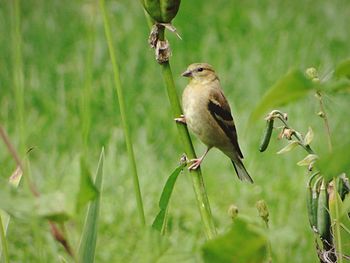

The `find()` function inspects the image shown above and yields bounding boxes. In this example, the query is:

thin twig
[316,92,332,152]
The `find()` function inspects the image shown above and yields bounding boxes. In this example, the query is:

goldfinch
[176,63,253,183]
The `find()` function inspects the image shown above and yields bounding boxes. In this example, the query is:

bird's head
[181,63,217,82]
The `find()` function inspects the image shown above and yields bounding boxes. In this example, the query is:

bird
[175,62,253,183]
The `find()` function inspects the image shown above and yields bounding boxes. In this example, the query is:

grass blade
[77,159,99,212]
[152,163,185,233]
[78,148,105,263]
[99,0,146,226]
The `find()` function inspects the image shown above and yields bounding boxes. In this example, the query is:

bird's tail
[231,159,253,183]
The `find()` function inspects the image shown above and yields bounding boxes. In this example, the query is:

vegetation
[0,0,349,262]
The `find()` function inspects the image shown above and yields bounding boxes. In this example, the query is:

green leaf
[341,195,350,217]
[249,69,315,123]
[152,163,185,232]
[36,192,72,222]
[297,154,318,167]
[76,158,99,212]
[304,127,314,146]
[317,142,350,181]
[78,148,105,263]
[326,79,350,93]
[328,185,350,262]
[152,209,167,233]
[335,59,350,79]
[277,141,299,154]
[0,182,35,219]
[202,217,268,263]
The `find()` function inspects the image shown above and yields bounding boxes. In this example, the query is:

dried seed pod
[317,179,331,240]
[259,118,274,152]
[141,0,181,23]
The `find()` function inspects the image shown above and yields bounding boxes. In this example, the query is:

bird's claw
[188,158,202,170]
[174,114,186,124]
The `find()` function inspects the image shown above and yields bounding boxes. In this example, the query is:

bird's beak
[181,70,192,77]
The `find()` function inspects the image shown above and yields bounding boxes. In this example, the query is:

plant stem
[99,0,146,226]
[156,26,217,239]
[316,92,332,152]
[276,116,315,154]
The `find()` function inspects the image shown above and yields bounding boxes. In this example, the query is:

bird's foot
[188,158,203,170]
[174,115,186,125]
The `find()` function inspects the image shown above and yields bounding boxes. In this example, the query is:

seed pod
[336,176,345,200]
[259,118,274,152]
[337,174,349,200]
[317,179,331,240]
[306,173,319,229]
[141,0,181,23]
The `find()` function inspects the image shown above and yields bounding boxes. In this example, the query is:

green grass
[1,0,350,262]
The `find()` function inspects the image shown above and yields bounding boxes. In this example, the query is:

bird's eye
[197,68,204,72]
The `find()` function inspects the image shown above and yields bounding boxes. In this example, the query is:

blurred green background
[1,0,349,262]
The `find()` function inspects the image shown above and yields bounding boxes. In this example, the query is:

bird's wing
[207,90,244,158]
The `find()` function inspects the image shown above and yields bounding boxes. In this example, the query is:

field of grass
[1,0,350,262]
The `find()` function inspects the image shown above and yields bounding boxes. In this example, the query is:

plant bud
[256,200,269,223]
[141,0,181,23]
[305,67,318,79]
[227,204,239,220]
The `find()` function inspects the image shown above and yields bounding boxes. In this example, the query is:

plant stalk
[99,0,146,226]
[316,92,332,152]
[156,26,217,239]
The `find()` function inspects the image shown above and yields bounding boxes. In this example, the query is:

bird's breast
[182,86,228,148]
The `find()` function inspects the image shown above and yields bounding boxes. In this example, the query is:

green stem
[157,26,217,239]
[316,91,332,152]
[0,215,9,263]
[99,0,146,226]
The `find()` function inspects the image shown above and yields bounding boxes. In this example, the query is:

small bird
[176,63,253,183]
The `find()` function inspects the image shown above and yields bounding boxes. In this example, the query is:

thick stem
[100,0,146,226]
[157,26,217,239]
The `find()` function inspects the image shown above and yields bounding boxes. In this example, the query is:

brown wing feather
[207,90,244,159]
